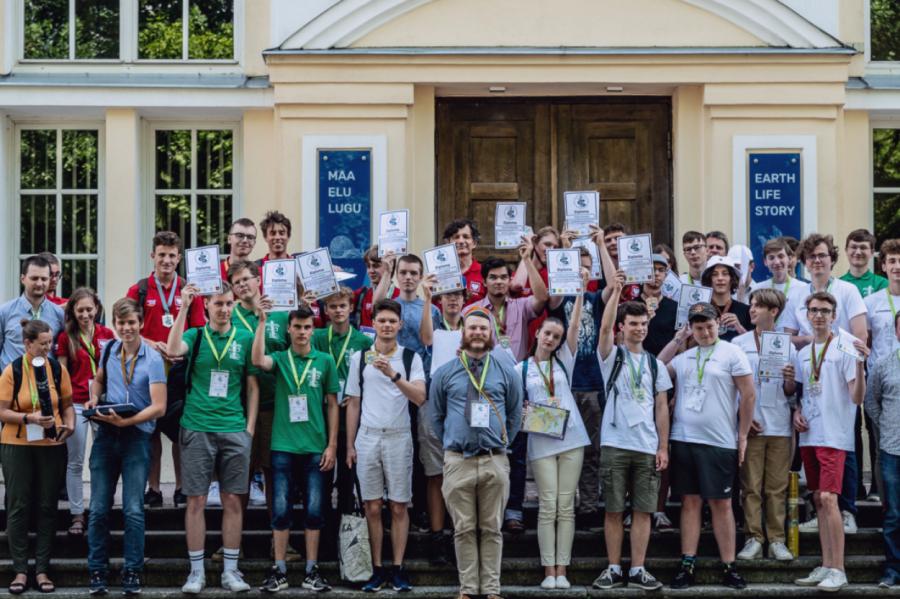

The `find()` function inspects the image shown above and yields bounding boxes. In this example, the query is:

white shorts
[355,426,413,503]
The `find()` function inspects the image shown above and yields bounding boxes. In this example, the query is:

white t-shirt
[345,344,426,430]
[679,272,701,286]
[865,288,900,368]
[599,345,673,455]
[670,340,753,450]
[792,338,858,451]
[731,331,795,438]
[781,278,867,336]
[516,344,591,462]
[750,277,809,333]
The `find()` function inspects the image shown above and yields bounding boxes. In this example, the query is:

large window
[17,127,101,294]
[871,0,900,62]
[874,128,900,245]
[21,0,234,62]
[153,128,234,251]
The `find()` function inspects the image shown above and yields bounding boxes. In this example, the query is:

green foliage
[189,3,234,60]
[874,129,900,244]
[139,0,183,60]
[20,130,56,189]
[75,1,119,59]
[871,0,900,62]
[23,0,68,59]
[139,0,233,60]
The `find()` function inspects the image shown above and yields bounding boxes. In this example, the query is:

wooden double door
[436,98,673,261]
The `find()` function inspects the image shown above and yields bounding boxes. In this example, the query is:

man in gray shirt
[429,306,523,599]
[864,311,900,589]
[0,256,65,370]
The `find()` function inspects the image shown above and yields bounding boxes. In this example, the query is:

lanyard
[442,316,462,331]
[327,326,353,370]
[154,276,178,315]
[460,353,491,399]
[202,325,237,368]
[80,329,97,375]
[234,305,255,333]
[809,334,834,384]
[771,276,793,297]
[809,278,834,295]
[120,345,138,387]
[287,351,315,394]
[696,341,718,385]
[21,358,40,411]
[491,302,506,337]
[533,357,555,397]
[889,293,898,320]
[626,351,646,396]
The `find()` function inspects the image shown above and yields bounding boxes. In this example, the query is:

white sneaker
[795,566,829,586]
[653,512,674,530]
[540,576,557,589]
[555,575,571,589]
[768,541,794,561]
[207,481,222,507]
[249,480,266,506]
[798,515,819,532]
[737,538,763,560]
[842,510,858,534]
[181,571,206,594]
[221,569,251,593]
[623,513,632,528]
[817,568,848,592]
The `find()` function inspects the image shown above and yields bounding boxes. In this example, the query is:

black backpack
[520,354,571,400]
[603,346,658,427]
[135,276,193,323]
[11,355,62,438]
[356,347,416,402]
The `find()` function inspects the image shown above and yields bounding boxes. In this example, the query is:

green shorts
[599,446,660,514]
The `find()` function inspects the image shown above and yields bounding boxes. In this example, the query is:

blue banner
[748,152,801,282]
[318,149,372,286]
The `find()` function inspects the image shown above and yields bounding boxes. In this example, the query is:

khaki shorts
[250,410,274,470]
[355,426,413,503]
[599,446,660,514]
[180,428,252,497]
[417,410,444,477]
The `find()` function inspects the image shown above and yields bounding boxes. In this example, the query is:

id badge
[162,313,175,328]
[498,336,511,349]
[808,382,822,397]
[621,398,646,428]
[802,396,820,420]
[209,370,230,398]
[25,422,44,443]
[685,386,705,412]
[289,395,309,423]
[760,382,780,408]
[469,402,490,428]
[364,351,377,365]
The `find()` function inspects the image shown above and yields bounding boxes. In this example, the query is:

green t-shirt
[180,324,259,433]
[311,326,374,387]
[840,270,888,298]
[270,348,340,455]
[232,304,290,411]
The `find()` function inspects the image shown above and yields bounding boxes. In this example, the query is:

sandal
[8,575,27,595]
[36,575,55,594]
[68,515,85,536]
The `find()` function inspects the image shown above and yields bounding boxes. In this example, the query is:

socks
[188,550,205,576]
[681,554,696,569]
[629,566,645,577]
[608,564,622,575]
[275,560,287,574]
[222,547,240,573]
[306,560,317,575]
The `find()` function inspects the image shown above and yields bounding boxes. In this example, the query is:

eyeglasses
[808,253,831,263]
[808,308,833,315]
[230,232,257,242]
[683,244,706,254]
[49,271,60,279]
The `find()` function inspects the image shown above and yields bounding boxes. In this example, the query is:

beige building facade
[1,0,898,304]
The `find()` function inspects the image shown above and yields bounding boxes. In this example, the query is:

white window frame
[14,0,242,66]
[144,120,242,254]
[13,122,106,297]
[865,0,900,74]
[871,121,900,240]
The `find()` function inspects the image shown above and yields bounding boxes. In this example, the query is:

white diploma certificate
[378,209,409,257]
[547,248,583,296]
[424,244,465,295]
[570,237,602,280]
[262,259,298,311]
[296,248,340,300]
[661,269,682,300]
[563,191,600,236]
[675,284,713,329]
[617,234,654,284]
[185,245,222,296]
[495,202,528,249]
[759,331,792,379]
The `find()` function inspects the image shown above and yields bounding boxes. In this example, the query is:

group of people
[0,209,897,598]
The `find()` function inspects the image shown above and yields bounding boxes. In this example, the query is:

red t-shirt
[462,259,486,305]
[126,273,207,343]
[46,294,67,306]
[55,325,116,403]
[353,286,401,328]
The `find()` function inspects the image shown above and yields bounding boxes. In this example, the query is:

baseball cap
[687,302,719,323]
[651,253,669,266]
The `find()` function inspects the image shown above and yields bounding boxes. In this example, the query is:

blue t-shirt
[550,291,605,392]
[396,297,440,374]
[102,340,168,434]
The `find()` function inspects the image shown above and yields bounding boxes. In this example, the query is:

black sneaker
[411,510,430,533]
[722,563,746,589]
[592,568,625,589]
[428,532,449,566]
[392,566,412,592]
[173,488,187,507]
[121,570,142,596]
[628,568,663,591]
[302,565,331,592]
[362,567,388,592]
[143,488,163,508]
[89,571,108,596]
[671,560,696,589]
[260,565,288,593]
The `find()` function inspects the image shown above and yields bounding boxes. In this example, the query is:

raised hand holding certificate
[836,327,865,362]
[570,237,602,280]
[185,245,222,296]
[563,191,599,236]
[378,210,409,257]
[617,234,654,284]
[262,259,297,311]
[495,202,527,249]
[759,331,791,379]
[547,248,583,296]
[424,244,465,295]
[661,269,682,300]
[675,284,713,329]
[296,248,340,300]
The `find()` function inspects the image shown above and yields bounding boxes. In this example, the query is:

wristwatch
[391,372,402,383]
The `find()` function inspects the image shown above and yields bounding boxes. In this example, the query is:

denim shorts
[270,450,326,531]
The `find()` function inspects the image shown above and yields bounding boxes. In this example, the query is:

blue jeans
[881,450,900,577]
[504,432,527,522]
[271,450,325,531]
[838,450,858,515]
[87,425,151,573]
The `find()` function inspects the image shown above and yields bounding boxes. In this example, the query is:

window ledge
[12,61,243,78]
[0,71,269,89]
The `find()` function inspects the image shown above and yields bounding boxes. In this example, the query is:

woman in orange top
[0,319,74,594]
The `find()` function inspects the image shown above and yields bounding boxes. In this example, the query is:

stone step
[26,584,900,598]
[7,528,885,560]
[8,556,886,587]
